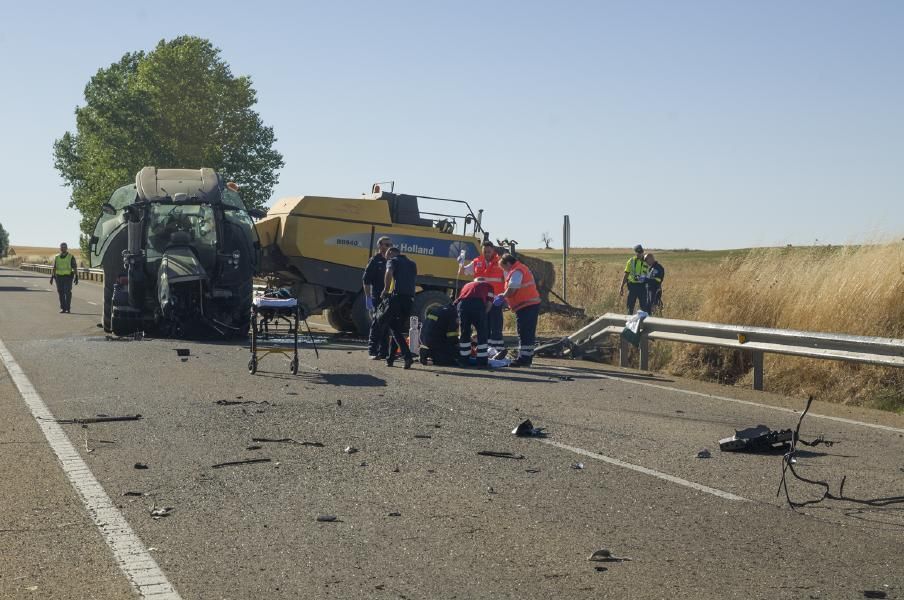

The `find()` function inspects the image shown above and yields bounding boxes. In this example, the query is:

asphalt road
[1,266,902,600]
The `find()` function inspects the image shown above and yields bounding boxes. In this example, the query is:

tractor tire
[326,294,371,336]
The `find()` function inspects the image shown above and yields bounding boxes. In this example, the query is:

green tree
[0,222,8,257]
[53,36,284,247]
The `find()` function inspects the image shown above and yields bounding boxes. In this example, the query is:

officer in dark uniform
[641,253,665,315]
[455,280,494,367]
[381,247,417,369]
[363,236,393,358]
[418,303,459,366]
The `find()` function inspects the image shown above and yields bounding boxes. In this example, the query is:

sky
[1,0,902,250]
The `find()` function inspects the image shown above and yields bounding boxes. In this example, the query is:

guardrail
[19,263,105,282]
[555,312,904,391]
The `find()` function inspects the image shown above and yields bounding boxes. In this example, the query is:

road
[1,266,902,600]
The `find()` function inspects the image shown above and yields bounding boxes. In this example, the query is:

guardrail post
[752,351,764,391]
[619,336,630,368]
[639,334,649,371]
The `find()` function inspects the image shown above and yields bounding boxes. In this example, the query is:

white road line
[541,440,748,501]
[87,301,98,306]
[0,338,182,600]
[543,364,904,435]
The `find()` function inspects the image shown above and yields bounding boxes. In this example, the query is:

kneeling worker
[498,254,541,367]
[455,280,495,367]
[418,303,460,366]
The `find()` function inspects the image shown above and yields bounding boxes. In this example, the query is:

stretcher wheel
[248,356,257,374]
[290,357,299,375]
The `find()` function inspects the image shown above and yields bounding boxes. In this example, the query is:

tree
[53,36,284,249]
[0,222,8,257]
[541,231,553,250]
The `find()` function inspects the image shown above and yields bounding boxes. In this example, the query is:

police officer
[619,244,648,314]
[641,253,665,315]
[418,303,459,366]
[498,254,541,367]
[363,236,393,359]
[460,241,507,358]
[381,247,417,369]
[454,280,495,367]
[50,242,78,313]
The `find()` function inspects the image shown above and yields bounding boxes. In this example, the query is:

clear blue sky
[2,1,902,250]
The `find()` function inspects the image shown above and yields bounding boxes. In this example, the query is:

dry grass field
[3,245,83,266]
[524,242,904,412]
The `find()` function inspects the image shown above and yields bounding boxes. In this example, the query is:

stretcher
[249,296,300,374]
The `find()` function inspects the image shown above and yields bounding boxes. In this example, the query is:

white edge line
[0,338,182,600]
[542,439,747,502]
[543,365,904,435]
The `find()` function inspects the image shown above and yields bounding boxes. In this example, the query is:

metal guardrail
[562,312,904,391]
[19,263,105,282]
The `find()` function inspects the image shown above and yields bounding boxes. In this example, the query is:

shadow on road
[0,286,46,292]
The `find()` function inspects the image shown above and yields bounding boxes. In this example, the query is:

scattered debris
[697,449,712,459]
[512,419,546,437]
[477,451,524,460]
[150,506,173,519]
[595,566,608,573]
[388,512,402,517]
[57,414,142,425]
[252,437,323,447]
[122,491,146,497]
[175,349,190,357]
[720,426,793,452]
[588,548,632,562]
[211,458,272,469]
[316,515,338,522]
[392,466,400,473]
[359,461,368,467]
[414,434,432,439]
[344,446,359,454]
[487,486,496,494]
[215,399,270,406]
[134,463,149,470]
[525,468,541,473]
[863,591,888,599]
[246,445,262,450]
[337,399,342,406]
[571,462,585,470]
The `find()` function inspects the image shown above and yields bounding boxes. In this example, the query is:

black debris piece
[175,349,190,357]
[134,463,149,470]
[719,425,793,452]
[512,419,546,437]
[211,458,272,469]
[316,515,338,522]
[387,512,402,517]
[414,434,432,439]
[122,491,145,497]
[246,445,263,450]
[57,414,142,425]
[215,399,270,406]
[477,451,525,460]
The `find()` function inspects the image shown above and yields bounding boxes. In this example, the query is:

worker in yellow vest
[619,244,648,315]
[497,254,541,367]
[50,242,78,313]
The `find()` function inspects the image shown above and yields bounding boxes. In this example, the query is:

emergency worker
[50,242,78,313]
[418,303,459,366]
[641,253,665,315]
[498,254,541,367]
[454,280,494,367]
[619,244,649,314]
[363,236,392,359]
[381,247,417,369]
[460,241,507,358]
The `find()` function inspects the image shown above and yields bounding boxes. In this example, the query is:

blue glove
[493,295,506,308]
[365,296,375,311]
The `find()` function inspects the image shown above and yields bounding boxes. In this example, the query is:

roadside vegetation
[527,242,904,413]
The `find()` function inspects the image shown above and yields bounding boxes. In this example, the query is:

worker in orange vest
[497,254,541,367]
[459,241,507,358]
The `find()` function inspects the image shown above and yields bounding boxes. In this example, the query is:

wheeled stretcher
[249,296,300,374]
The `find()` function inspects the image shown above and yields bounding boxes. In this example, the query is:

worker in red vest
[454,280,495,367]
[497,254,541,367]
[459,241,507,358]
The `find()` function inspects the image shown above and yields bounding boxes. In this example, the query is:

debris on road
[344,446,358,454]
[211,458,272,469]
[57,414,142,425]
[316,515,338,522]
[571,462,585,470]
[252,437,323,447]
[595,566,608,573]
[477,451,525,460]
[697,448,712,459]
[150,506,173,519]
[512,419,546,437]
[414,434,432,439]
[487,486,496,494]
[388,512,402,517]
[588,548,632,562]
[175,349,190,357]
[246,445,263,450]
[215,399,271,406]
[122,491,147,497]
[719,425,793,452]
[134,463,149,470]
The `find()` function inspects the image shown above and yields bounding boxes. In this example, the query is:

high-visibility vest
[625,256,648,284]
[472,255,505,295]
[54,254,74,276]
[504,261,541,312]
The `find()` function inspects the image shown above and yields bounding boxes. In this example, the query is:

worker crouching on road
[498,254,541,367]
[418,303,459,366]
[363,236,393,359]
[619,244,648,315]
[381,247,417,369]
[50,242,78,313]
[459,241,507,359]
[454,280,495,367]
